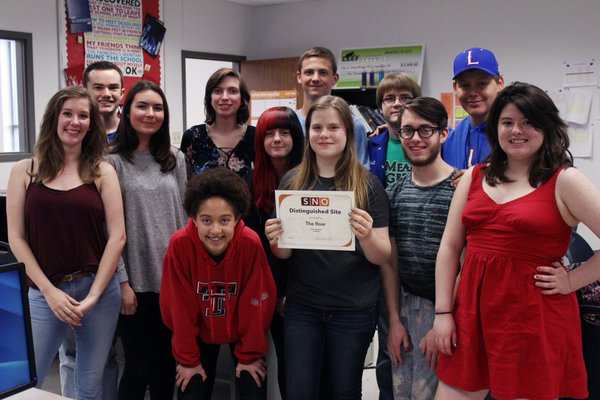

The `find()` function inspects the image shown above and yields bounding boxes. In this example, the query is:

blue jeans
[284,301,377,400]
[270,309,286,400]
[59,329,119,400]
[29,274,120,400]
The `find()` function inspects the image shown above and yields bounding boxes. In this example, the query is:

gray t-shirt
[105,147,187,293]
[386,172,454,302]
[283,172,389,310]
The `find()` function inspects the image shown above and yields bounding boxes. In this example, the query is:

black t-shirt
[243,171,288,298]
[282,172,389,310]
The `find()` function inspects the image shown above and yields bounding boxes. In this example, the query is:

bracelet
[435,311,452,315]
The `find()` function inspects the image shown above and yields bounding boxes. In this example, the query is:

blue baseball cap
[453,47,499,79]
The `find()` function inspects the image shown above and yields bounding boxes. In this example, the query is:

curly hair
[253,107,304,213]
[34,86,106,183]
[485,82,573,187]
[110,80,176,172]
[204,68,250,125]
[184,167,250,218]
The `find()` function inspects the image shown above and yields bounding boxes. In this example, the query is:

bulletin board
[60,0,163,95]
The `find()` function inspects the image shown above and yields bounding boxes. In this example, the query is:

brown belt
[60,270,94,283]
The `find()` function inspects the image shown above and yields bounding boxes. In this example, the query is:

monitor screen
[0,262,37,399]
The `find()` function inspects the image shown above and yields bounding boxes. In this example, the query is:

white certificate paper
[275,190,355,251]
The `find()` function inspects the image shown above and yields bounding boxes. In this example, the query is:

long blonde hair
[283,95,371,209]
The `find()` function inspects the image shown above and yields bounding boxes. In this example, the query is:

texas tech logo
[196,281,238,316]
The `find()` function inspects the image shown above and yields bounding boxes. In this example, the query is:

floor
[41,334,381,399]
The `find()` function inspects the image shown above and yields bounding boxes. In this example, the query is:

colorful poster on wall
[84,1,144,77]
[250,90,297,126]
[336,45,425,89]
[64,0,161,93]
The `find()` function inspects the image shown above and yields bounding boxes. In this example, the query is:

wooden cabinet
[240,58,379,114]
[241,57,302,108]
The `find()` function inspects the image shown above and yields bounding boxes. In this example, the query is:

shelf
[331,87,377,109]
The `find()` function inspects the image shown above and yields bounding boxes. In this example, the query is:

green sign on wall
[337,44,425,89]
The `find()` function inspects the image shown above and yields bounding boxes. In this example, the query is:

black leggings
[117,292,176,400]
[178,341,266,400]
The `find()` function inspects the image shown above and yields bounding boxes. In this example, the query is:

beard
[402,143,441,167]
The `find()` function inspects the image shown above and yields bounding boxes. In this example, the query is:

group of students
[5,44,600,400]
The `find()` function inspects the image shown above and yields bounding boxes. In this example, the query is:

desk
[0,191,7,242]
[6,388,72,399]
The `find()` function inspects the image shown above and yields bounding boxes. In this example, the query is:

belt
[60,270,94,283]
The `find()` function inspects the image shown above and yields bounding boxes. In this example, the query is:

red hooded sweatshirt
[160,218,276,367]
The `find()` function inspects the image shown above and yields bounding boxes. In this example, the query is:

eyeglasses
[398,126,441,139]
[382,95,413,105]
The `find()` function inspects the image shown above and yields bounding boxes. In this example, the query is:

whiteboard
[183,58,234,131]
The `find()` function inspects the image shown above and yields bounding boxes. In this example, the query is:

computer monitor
[0,262,37,399]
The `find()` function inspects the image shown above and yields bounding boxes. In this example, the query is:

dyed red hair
[252,107,304,213]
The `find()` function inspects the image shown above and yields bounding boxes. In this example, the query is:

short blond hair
[376,72,421,109]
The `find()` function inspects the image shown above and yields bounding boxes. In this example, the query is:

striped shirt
[386,172,454,301]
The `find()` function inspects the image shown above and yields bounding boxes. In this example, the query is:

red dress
[436,164,588,400]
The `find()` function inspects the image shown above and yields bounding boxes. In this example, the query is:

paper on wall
[568,122,594,158]
[566,89,593,125]
[563,60,597,87]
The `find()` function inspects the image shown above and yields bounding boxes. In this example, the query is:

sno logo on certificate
[275,190,355,251]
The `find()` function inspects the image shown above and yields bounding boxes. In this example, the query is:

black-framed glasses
[382,95,413,105]
[398,126,441,139]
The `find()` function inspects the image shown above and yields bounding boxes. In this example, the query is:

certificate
[275,190,355,251]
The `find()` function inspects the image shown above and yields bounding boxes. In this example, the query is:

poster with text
[337,45,424,89]
[65,0,161,93]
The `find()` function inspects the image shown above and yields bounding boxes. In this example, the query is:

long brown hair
[485,82,573,187]
[110,80,176,172]
[34,86,106,183]
[283,96,371,209]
